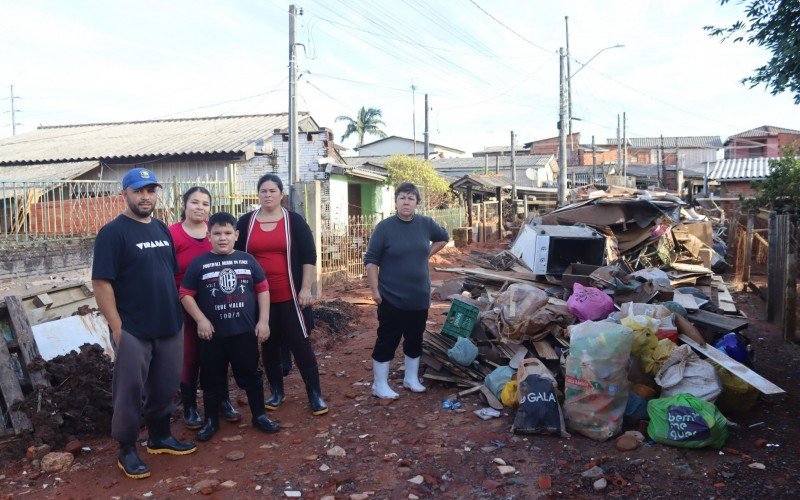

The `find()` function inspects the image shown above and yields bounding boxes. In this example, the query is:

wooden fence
[732,210,798,342]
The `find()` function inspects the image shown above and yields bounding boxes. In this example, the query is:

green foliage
[335,107,387,146]
[704,0,800,104]
[384,155,453,208]
[741,152,800,213]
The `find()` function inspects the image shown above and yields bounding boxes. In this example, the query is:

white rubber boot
[402,356,426,393]
[371,360,399,399]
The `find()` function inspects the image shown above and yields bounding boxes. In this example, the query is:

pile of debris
[312,299,359,350]
[11,344,113,453]
[423,185,784,451]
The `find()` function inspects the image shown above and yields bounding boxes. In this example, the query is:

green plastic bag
[647,393,728,449]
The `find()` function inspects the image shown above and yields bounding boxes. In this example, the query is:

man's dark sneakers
[252,414,280,434]
[118,442,150,479]
[220,399,242,422]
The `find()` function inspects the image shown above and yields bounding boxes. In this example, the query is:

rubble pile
[12,344,113,451]
[424,186,784,452]
[312,300,359,349]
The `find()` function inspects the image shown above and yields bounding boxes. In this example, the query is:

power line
[467,0,555,54]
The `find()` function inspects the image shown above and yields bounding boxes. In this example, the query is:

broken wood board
[711,276,737,314]
[670,262,713,274]
[532,340,558,360]
[0,338,32,434]
[679,334,785,395]
[434,267,550,289]
[672,291,700,312]
[687,309,748,333]
[4,296,49,389]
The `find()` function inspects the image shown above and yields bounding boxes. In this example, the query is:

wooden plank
[678,334,785,395]
[33,293,53,309]
[0,339,32,434]
[532,340,558,360]
[712,276,738,314]
[686,309,748,333]
[766,213,778,321]
[742,212,754,283]
[5,296,49,389]
[457,385,483,397]
[783,217,798,342]
[672,291,699,312]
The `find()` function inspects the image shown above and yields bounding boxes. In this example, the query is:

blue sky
[1,0,797,154]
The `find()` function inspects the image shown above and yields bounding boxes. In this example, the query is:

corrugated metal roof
[0,160,99,181]
[0,113,318,165]
[707,157,786,181]
[727,125,800,139]
[354,135,465,153]
[450,174,514,189]
[605,136,722,149]
[431,154,554,170]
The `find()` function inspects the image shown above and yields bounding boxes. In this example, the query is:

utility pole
[511,131,517,202]
[659,134,665,188]
[591,135,596,184]
[9,85,21,135]
[616,114,621,176]
[423,94,429,160]
[412,84,417,156]
[558,48,568,206]
[288,5,300,211]
[565,16,573,156]
[622,111,628,178]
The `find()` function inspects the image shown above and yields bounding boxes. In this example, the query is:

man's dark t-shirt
[179,250,268,338]
[91,215,183,339]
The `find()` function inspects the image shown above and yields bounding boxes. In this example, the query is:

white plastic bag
[655,344,722,402]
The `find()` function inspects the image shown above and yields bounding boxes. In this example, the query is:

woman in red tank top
[169,187,241,428]
[235,174,328,416]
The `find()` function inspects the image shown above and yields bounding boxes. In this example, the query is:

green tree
[704,0,800,104]
[742,152,800,213]
[335,107,387,146]
[384,155,453,209]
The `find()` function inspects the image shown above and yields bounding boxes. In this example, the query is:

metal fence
[0,179,258,246]
[320,207,465,284]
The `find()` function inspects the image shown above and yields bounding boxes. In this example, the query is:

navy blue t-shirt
[92,215,183,340]
[179,250,268,338]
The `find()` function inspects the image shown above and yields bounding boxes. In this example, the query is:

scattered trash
[442,400,462,410]
[474,408,502,420]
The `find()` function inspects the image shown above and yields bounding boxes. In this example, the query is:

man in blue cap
[92,167,196,479]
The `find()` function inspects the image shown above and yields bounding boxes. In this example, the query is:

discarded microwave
[510,223,606,276]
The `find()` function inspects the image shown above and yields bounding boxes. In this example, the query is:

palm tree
[336,107,387,146]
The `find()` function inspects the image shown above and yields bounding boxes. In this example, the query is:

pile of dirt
[12,343,113,452]
[312,300,359,349]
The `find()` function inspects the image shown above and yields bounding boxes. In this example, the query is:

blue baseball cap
[122,167,162,190]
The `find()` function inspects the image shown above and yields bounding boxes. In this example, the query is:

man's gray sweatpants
[111,329,183,444]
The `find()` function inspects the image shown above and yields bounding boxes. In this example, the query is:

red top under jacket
[248,218,293,303]
[169,222,212,288]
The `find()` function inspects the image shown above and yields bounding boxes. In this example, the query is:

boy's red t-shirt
[249,219,293,303]
[169,222,212,288]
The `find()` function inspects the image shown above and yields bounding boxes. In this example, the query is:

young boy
[179,211,280,441]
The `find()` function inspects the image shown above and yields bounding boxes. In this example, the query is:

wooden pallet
[0,295,50,437]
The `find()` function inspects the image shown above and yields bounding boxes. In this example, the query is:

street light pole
[558,43,623,206]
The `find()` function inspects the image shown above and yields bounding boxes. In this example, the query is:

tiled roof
[727,125,800,139]
[605,136,722,149]
[0,113,318,165]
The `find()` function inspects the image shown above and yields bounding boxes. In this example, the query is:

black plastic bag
[512,374,570,437]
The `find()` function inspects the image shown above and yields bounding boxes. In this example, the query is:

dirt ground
[1,246,799,499]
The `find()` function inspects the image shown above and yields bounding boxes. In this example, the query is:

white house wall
[328,177,349,226]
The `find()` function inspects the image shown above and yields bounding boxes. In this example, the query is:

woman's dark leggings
[262,300,319,384]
